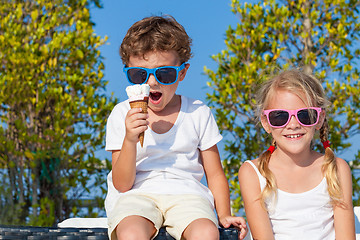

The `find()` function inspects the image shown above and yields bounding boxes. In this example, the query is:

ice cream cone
[126,84,150,147]
[129,98,148,147]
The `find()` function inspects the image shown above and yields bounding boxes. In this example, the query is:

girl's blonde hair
[256,69,342,208]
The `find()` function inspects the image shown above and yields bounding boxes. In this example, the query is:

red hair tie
[267,145,275,154]
[322,140,330,149]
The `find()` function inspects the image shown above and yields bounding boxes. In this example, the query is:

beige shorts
[107,193,218,240]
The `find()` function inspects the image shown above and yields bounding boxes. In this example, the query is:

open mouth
[150,91,162,102]
[284,134,304,139]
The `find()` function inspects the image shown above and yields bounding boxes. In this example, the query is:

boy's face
[127,51,189,113]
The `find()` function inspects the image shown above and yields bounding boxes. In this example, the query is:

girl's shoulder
[239,158,258,168]
[314,151,350,169]
[238,159,264,194]
[335,156,350,166]
[322,155,351,176]
[238,159,260,180]
[324,156,352,194]
[335,157,352,176]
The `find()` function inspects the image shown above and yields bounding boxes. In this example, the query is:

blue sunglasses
[123,63,187,85]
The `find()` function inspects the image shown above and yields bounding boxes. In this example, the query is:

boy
[105,15,247,240]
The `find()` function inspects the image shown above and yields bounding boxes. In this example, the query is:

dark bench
[155,227,239,240]
[0,225,239,239]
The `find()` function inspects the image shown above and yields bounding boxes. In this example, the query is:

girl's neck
[272,147,320,168]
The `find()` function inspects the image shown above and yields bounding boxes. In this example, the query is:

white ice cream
[126,84,150,102]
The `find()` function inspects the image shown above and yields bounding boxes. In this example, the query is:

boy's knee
[115,216,157,240]
[183,219,219,240]
[116,225,152,240]
[198,224,219,240]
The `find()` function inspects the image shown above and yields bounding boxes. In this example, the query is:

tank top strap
[244,160,266,190]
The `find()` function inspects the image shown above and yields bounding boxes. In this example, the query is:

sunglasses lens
[127,68,147,84]
[298,109,318,125]
[155,68,177,84]
[269,110,289,127]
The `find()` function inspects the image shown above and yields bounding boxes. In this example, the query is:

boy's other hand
[124,108,149,144]
[219,216,248,240]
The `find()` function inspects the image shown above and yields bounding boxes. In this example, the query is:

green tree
[205,0,360,213]
[0,0,116,225]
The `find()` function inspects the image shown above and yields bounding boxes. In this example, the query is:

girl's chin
[282,144,312,155]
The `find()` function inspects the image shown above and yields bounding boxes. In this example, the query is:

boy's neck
[148,95,181,134]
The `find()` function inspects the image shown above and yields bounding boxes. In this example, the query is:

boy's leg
[182,218,219,240]
[107,194,163,240]
[116,215,157,240]
[162,194,218,240]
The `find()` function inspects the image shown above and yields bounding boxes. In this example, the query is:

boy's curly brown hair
[120,15,193,66]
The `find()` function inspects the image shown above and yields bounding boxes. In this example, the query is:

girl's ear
[261,115,272,133]
[316,109,326,130]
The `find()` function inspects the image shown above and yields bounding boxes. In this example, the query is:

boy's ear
[178,63,190,82]
[316,109,326,130]
[261,115,272,133]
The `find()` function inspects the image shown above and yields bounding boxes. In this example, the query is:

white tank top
[245,160,335,240]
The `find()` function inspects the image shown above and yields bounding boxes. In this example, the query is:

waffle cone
[129,99,148,147]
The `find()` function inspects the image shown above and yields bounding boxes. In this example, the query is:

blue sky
[90,1,358,162]
[91,0,240,101]
[91,1,243,160]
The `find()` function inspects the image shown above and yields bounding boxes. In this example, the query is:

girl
[238,69,355,239]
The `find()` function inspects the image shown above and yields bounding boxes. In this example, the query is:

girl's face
[261,89,324,156]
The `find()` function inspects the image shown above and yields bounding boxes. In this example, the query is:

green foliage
[0,0,116,225]
[205,0,360,213]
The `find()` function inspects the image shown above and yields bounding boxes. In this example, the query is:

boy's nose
[147,73,158,86]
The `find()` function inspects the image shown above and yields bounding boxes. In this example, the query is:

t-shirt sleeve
[105,102,129,151]
[197,104,223,151]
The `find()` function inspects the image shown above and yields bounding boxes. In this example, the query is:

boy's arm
[111,107,148,192]
[238,161,274,240]
[333,157,356,240]
[201,145,248,239]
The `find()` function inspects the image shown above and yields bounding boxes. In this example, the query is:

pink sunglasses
[263,107,322,128]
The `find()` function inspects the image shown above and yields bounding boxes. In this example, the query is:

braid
[258,140,277,209]
[320,117,342,205]
[319,117,329,143]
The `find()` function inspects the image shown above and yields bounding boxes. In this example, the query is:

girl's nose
[286,115,301,129]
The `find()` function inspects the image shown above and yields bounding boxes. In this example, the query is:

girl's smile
[261,89,323,156]
[284,133,304,139]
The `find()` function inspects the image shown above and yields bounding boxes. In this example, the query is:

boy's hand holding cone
[126,84,150,147]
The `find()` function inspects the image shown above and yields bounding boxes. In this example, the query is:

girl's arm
[201,145,248,240]
[111,107,148,192]
[238,161,274,240]
[334,157,356,240]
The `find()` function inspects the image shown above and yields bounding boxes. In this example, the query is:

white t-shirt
[105,95,223,214]
[246,160,335,240]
